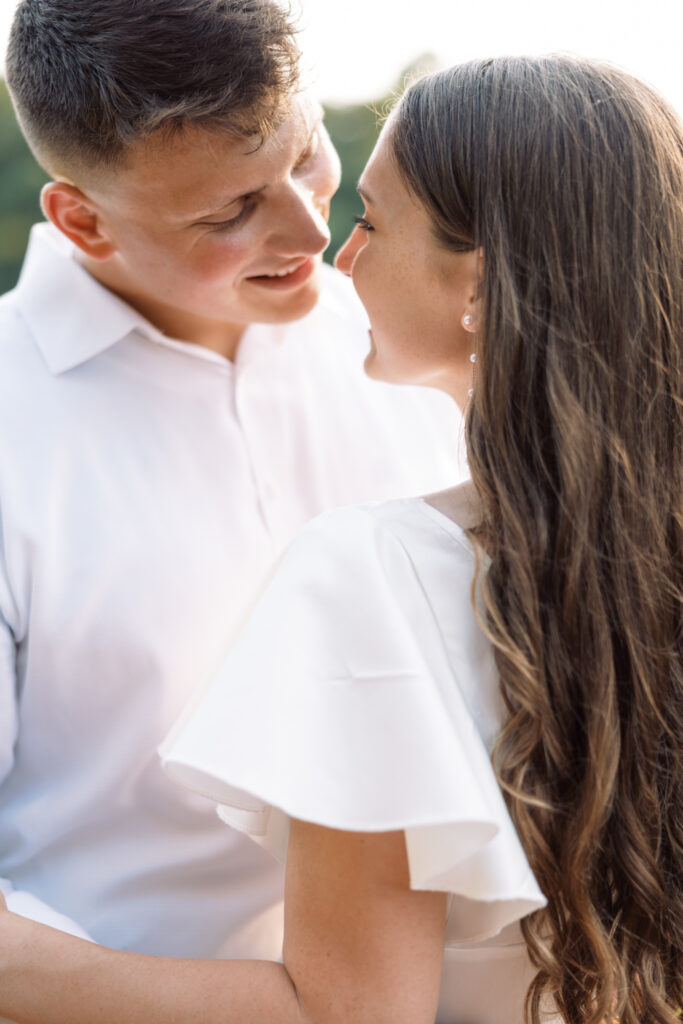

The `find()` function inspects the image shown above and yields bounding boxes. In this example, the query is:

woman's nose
[334,228,363,276]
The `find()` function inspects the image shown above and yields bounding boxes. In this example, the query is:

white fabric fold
[0,879,94,941]
[162,502,546,945]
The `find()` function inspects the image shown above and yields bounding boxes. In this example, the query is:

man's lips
[246,258,316,290]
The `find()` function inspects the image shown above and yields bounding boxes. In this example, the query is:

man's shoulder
[0,225,57,378]
[0,282,58,426]
[0,283,21,316]
[0,286,34,366]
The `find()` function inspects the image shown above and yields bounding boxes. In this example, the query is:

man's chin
[245,271,322,325]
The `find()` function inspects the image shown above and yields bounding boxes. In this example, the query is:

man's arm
[0,822,446,1024]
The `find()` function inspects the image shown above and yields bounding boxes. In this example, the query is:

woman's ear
[460,247,484,333]
[41,181,116,261]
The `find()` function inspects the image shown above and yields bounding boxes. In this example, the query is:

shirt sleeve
[0,518,94,943]
[161,505,545,943]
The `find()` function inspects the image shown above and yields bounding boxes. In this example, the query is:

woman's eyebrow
[356,184,375,205]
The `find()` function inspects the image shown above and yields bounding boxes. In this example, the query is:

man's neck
[78,253,245,362]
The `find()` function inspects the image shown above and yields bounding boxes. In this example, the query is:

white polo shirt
[0,223,466,958]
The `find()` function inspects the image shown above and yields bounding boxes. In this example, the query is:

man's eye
[294,131,320,170]
[201,201,255,232]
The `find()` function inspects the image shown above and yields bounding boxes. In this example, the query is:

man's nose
[268,185,331,257]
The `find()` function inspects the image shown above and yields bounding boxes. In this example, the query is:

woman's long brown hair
[391,57,682,1024]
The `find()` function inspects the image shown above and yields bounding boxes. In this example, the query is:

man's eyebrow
[178,110,324,224]
[357,184,375,204]
[294,113,323,164]
[178,110,325,224]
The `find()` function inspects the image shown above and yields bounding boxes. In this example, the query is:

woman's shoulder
[295,486,479,580]
[421,479,484,532]
[278,495,485,700]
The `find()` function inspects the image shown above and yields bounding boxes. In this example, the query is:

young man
[0,0,464,960]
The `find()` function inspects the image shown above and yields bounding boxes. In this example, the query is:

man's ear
[41,181,116,261]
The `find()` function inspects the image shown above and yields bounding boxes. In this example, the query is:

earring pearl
[469,352,477,363]
[463,314,473,327]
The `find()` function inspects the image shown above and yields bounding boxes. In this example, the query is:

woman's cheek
[352,256,383,319]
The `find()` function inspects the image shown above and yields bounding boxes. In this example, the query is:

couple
[0,2,681,1023]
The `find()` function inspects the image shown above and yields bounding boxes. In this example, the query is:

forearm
[0,913,307,1024]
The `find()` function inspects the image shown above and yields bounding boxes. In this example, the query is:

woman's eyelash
[353,215,374,232]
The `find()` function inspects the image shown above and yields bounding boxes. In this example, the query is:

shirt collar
[14,222,161,375]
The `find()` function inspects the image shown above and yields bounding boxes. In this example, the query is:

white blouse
[162,498,551,1023]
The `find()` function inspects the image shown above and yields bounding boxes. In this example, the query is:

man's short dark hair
[5,0,300,172]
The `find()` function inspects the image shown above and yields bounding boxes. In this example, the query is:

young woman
[0,55,681,1024]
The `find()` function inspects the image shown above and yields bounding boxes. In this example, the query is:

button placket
[233,364,286,539]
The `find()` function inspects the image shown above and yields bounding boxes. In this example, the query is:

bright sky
[1,0,681,113]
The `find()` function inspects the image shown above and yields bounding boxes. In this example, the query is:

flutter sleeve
[160,505,545,943]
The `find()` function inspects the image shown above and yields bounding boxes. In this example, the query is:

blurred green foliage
[0,62,431,293]
[324,100,383,262]
[0,81,50,294]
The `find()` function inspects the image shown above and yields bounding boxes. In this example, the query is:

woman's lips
[247,257,316,290]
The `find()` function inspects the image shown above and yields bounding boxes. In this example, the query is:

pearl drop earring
[468,351,476,400]
[463,313,473,328]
